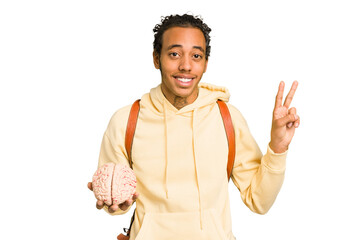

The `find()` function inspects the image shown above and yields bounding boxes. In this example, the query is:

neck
[173,96,189,110]
[161,86,199,110]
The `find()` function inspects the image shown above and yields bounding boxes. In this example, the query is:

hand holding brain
[90,163,137,211]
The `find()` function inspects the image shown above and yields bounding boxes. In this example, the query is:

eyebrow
[166,44,205,53]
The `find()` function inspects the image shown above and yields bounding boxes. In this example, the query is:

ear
[153,51,160,69]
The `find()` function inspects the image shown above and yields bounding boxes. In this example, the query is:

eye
[193,54,203,59]
[169,52,179,57]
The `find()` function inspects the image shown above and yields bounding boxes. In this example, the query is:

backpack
[118,99,235,240]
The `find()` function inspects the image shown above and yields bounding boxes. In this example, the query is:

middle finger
[284,81,298,108]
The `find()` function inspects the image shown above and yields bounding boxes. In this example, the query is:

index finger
[283,81,298,108]
[275,81,285,109]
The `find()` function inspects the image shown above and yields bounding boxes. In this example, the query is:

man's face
[153,27,208,107]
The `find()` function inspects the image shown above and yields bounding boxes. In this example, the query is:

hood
[144,82,230,115]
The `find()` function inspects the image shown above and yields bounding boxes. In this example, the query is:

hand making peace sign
[269,81,300,153]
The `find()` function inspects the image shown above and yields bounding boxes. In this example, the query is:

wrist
[269,141,288,154]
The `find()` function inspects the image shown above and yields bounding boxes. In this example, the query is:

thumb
[88,182,93,191]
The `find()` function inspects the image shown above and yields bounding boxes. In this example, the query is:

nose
[179,55,191,72]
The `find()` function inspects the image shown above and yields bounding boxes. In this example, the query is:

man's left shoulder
[220,102,248,127]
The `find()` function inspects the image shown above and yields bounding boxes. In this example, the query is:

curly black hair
[153,14,211,60]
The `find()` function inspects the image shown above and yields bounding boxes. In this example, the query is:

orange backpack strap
[120,99,140,240]
[217,100,236,181]
[125,99,141,168]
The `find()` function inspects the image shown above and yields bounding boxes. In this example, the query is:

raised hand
[269,81,300,153]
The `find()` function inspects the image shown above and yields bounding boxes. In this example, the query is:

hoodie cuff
[262,144,287,172]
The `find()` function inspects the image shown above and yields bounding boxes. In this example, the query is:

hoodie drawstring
[192,109,203,230]
[164,103,169,199]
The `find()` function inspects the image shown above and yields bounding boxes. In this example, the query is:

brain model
[92,163,136,206]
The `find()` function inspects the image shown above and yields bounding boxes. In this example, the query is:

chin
[174,88,196,98]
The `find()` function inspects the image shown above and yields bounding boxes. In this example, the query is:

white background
[1,0,359,239]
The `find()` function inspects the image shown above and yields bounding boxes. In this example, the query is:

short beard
[173,96,188,110]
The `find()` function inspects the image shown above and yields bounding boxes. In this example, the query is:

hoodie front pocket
[134,210,227,240]
[209,209,228,240]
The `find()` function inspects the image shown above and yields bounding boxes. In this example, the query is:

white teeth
[177,78,192,83]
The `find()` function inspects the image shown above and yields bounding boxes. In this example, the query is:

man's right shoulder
[111,103,133,119]
[106,103,134,131]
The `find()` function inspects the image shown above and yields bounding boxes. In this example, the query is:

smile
[177,78,192,83]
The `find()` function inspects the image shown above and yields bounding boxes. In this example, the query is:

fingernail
[295,122,299,127]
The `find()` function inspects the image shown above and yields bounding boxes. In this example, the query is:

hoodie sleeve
[97,105,134,215]
[227,104,287,214]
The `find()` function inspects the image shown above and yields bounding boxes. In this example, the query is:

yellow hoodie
[98,83,287,240]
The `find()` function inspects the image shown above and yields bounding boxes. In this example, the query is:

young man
[88,14,300,240]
